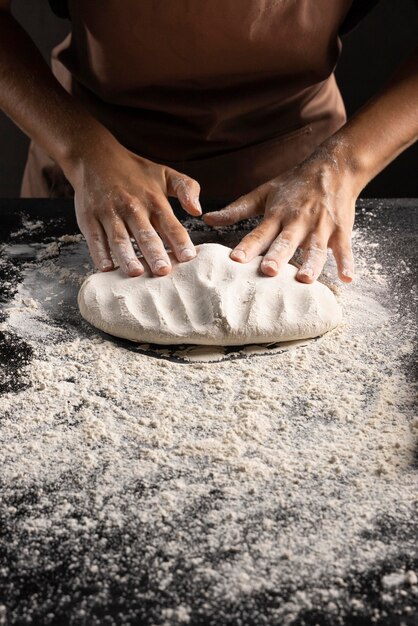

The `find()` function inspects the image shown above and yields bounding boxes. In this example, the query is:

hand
[70,136,202,277]
[203,142,358,283]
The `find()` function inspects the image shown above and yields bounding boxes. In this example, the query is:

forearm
[0,10,115,182]
[328,46,418,193]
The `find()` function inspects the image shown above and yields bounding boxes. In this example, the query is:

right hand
[69,137,202,277]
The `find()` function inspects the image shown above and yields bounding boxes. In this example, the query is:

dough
[78,243,341,345]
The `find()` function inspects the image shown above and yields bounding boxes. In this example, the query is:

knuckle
[111,229,129,246]
[168,220,188,238]
[171,176,188,192]
[306,204,320,219]
[305,240,327,260]
[182,176,200,195]
[309,233,326,248]
[182,176,194,189]
[308,241,327,253]
[234,197,252,214]
[109,186,129,208]
[279,230,295,245]
[234,193,249,205]
[86,231,103,245]
[112,237,128,247]
[270,203,297,220]
[135,231,152,245]
[211,208,234,223]
[120,201,142,220]
[172,175,200,199]
[269,235,296,257]
[172,232,189,246]
[247,230,265,245]
[136,228,160,246]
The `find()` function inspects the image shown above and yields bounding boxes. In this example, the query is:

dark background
[0,0,417,198]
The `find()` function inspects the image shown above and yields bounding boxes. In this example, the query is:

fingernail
[154,259,169,272]
[231,249,246,262]
[342,267,354,279]
[299,268,313,278]
[262,260,278,272]
[100,259,113,271]
[180,247,196,261]
[127,260,141,273]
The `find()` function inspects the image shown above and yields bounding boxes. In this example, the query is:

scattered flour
[0,208,417,625]
[10,217,44,238]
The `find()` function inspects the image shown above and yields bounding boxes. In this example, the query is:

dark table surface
[0,198,417,626]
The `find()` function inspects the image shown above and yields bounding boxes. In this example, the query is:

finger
[203,192,264,227]
[114,194,171,275]
[260,228,303,277]
[331,231,355,283]
[297,233,329,283]
[166,169,202,217]
[229,216,279,263]
[150,197,197,263]
[125,210,172,276]
[82,218,115,272]
[101,217,144,277]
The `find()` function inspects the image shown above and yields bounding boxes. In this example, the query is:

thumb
[165,169,202,217]
[203,192,262,227]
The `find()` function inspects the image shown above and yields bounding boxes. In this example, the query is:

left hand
[203,141,358,283]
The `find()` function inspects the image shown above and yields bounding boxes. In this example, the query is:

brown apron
[21,0,351,202]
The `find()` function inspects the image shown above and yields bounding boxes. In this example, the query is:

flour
[0,208,417,625]
[9,217,44,238]
[36,234,83,261]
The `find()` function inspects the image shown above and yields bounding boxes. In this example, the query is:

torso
[26,1,357,200]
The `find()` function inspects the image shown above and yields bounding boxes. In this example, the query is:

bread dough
[78,243,341,345]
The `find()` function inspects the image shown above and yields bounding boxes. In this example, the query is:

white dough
[78,243,342,345]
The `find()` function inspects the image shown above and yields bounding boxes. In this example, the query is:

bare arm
[0,0,109,178]
[0,1,202,276]
[205,44,418,283]
[336,46,418,190]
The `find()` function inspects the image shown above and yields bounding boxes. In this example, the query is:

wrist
[58,123,119,185]
[317,130,376,196]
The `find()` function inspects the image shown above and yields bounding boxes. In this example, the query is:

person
[0,1,417,284]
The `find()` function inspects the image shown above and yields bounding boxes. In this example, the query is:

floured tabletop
[0,198,417,626]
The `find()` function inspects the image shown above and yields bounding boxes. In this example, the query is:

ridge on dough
[78,243,342,346]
